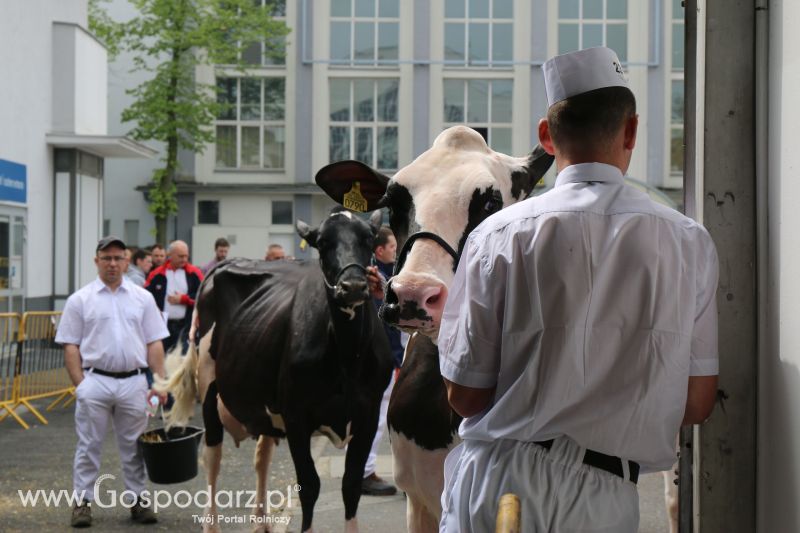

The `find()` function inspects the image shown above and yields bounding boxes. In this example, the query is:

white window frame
[556,0,629,62]
[443,0,514,68]
[240,0,288,67]
[215,76,287,171]
[665,0,685,188]
[328,77,400,172]
[329,0,400,66]
[441,77,514,154]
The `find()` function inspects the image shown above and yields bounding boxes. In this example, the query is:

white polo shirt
[438,163,719,472]
[56,277,169,372]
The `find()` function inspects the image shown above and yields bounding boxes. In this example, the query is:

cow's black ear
[315,160,390,212]
[510,144,556,200]
[296,220,319,248]
[368,210,383,234]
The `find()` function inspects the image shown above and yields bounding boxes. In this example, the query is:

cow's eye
[484,199,500,213]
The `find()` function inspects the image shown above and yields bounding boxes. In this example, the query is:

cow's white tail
[160,337,200,429]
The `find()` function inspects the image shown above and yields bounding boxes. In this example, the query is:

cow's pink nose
[385,280,448,328]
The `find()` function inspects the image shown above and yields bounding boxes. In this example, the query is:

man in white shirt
[56,236,169,528]
[438,47,720,532]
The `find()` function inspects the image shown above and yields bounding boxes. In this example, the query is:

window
[103,219,110,237]
[215,77,286,169]
[330,0,399,65]
[669,0,684,175]
[443,78,513,154]
[557,0,628,62]
[241,0,288,66]
[444,0,513,66]
[271,200,293,225]
[123,220,139,247]
[198,201,220,225]
[329,78,399,171]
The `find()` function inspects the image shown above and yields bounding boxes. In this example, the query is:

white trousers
[440,436,639,533]
[364,371,395,478]
[73,372,149,501]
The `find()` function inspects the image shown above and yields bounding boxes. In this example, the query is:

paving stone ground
[0,399,668,532]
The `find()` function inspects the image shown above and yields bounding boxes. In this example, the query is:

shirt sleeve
[690,228,720,376]
[55,295,83,346]
[438,234,504,388]
[141,290,170,343]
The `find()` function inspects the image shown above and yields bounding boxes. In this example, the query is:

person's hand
[148,388,168,406]
[367,266,385,300]
[166,292,183,305]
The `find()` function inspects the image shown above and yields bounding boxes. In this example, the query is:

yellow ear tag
[343,182,368,213]
[299,239,308,250]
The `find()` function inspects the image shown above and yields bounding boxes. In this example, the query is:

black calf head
[296,207,383,307]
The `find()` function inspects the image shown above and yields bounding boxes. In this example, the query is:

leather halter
[393,231,460,276]
[322,262,369,291]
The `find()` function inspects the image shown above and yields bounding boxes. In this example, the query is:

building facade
[0,0,154,311]
[103,0,685,264]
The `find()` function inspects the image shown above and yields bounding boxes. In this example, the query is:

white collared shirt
[56,277,169,372]
[438,162,719,472]
[165,267,188,320]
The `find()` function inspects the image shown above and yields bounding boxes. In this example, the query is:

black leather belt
[535,439,640,484]
[83,367,148,379]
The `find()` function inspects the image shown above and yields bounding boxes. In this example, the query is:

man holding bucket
[56,236,169,528]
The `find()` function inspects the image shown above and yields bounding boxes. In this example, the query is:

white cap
[543,47,630,107]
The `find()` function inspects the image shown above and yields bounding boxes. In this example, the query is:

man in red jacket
[145,240,203,353]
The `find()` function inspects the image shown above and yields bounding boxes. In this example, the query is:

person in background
[56,236,168,528]
[201,237,230,275]
[438,47,719,532]
[126,249,152,287]
[149,244,166,270]
[265,243,285,261]
[122,247,133,274]
[361,226,402,496]
[145,240,203,354]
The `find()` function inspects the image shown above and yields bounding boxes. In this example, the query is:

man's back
[440,163,718,472]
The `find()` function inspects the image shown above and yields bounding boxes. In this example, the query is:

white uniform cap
[543,46,630,107]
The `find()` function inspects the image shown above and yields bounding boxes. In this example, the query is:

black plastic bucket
[138,426,205,484]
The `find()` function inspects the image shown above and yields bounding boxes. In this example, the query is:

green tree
[90,0,289,243]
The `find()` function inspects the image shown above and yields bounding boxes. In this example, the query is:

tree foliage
[89,0,289,242]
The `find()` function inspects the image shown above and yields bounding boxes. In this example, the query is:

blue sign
[0,159,27,204]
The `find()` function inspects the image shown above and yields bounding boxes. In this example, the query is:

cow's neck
[327,296,373,362]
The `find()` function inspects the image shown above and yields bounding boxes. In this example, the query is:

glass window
[103,219,110,238]
[557,0,628,60]
[444,0,513,67]
[215,77,285,169]
[124,220,139,247]
[672,23,685,70]
[237,0,287,66]
[445,0,465,18]
[198,201,220,225]
[328,78,400,170]
[272,201,293,225]
[331,0,399,66]
[670,128,684,173]
[671,80,684,122]
[444,79,513,153]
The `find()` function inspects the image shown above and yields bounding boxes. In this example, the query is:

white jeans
[364,371,395,478]
[73,372,149,501]
[440,436,639,533]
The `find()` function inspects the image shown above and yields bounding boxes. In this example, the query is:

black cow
[164,208,392,533]
[315,126,554,531]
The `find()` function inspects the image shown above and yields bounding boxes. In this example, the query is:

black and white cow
[315,126,554,531]
[164,208,393,533]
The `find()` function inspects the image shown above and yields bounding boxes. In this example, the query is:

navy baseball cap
[96,236,126,252]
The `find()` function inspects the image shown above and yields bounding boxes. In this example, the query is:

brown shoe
[71,500,92,528]
[130,498,157,524]
[361,473,397,496]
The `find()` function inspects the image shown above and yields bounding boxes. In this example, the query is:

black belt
[535,440,640,484]
[83,367,148,379]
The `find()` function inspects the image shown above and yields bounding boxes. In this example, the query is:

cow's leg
[286,426,320,533]
[251,435,277,533]
[201,382,225,533]
[406,493,439,533]
[341,406,381,533]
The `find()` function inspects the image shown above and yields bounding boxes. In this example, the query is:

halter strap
[394,231,460,276]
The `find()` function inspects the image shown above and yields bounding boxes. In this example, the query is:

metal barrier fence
[0,311,72,430]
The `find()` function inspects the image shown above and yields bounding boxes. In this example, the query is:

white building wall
[0,0,89,301]
[758,1,800,530]
[104,0,163,247]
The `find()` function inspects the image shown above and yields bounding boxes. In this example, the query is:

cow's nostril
[426,292,441,307]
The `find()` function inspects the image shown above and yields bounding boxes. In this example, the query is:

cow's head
[315,126,554,338]
[296,207,383,308]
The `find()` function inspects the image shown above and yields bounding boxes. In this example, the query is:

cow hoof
[251,524,272,533]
